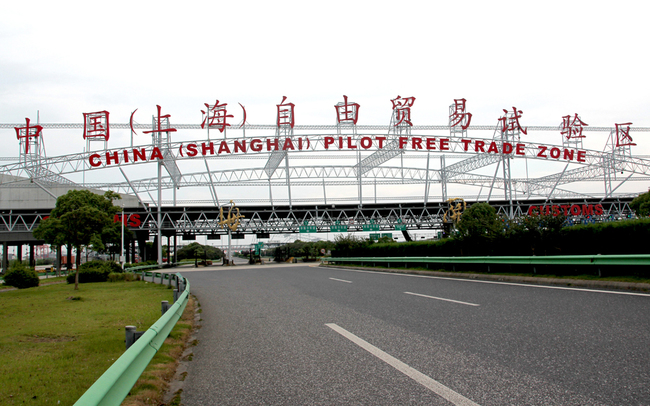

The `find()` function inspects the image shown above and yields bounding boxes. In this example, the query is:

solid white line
[326,323,480,406]
[332,267,650,297]
[404,291,480,307]
[329,277,352,283]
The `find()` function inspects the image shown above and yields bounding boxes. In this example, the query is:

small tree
[33,190,121,290]
[630,190,650,218]
[455,203,504,252]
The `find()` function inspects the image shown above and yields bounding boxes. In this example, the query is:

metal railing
[323,254,650,268]
[73,272,190,406]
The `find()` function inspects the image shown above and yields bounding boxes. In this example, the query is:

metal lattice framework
[1,112,649,238]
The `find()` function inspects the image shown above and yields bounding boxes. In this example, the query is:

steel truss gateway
[1,110,649,240]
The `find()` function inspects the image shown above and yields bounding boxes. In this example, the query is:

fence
[323,254,650,275]
[73,271,190,406]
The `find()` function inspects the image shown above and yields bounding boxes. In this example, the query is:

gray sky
[2,0,649,155]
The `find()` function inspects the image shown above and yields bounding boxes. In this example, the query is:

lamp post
[121,204,125,270]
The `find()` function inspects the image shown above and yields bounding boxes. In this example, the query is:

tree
[630,189,650,217]
[455,203,504,244]
[33,190,121,289]
[177,242,223,263]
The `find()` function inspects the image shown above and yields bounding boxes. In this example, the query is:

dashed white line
[329,277,352,283]
[404,291,480,307]
[326,323,481,406]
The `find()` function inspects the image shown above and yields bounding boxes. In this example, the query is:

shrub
[3,262,39,289]
[107,272,139,282]
[66,260,123,284]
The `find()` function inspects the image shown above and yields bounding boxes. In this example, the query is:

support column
[2,242,8,273]
[17,244,23,264]
[29,244,35,268]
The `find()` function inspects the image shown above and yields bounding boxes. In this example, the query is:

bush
[107,272,139,282]
[66,260,123,284]
[3,262,39,289]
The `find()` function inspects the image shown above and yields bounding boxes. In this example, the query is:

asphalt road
[179,264,650,405]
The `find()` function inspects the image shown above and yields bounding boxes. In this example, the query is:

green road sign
[330,225,348,232]
[363,224,380,232]
[299,225,318,233]
[394,224,407,231]
[369,233,380,241]
[381,233,392,239]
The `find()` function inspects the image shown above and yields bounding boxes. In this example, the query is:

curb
[320,264,650,293]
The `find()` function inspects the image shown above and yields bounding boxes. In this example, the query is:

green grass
[0,280,173,405]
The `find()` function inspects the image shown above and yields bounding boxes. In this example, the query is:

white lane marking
[404,291,480,307]
[326,323,481,406]
[332,267,650,297]
[329,277,352,283]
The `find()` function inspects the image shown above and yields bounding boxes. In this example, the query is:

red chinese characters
[201,100,234,133]
[14,118,43,153]
[499,107,527,135]
[391,96,416,126]
[615,122,636,147]
[277,96,295,128]
[561,114,588,140]
[334,95,360,125]
[449,98,472,130]
[83,111,110,141]
[142,105,177,135]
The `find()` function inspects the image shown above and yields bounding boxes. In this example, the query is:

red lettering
[324,137,334,149]
[186,144,198,157]
[550,147,560,159]
[283,138,295,151]
[537,145,548,158]
[399,137,408,149]
[461,139,471,151]
[133,148,147,161]
[411,137,423,150]
[516,143,525,155]
[89,153,102,167]
[570,204,581,215]
[552,205,560,216]
[527,206,538,215]
[234,140,246,153]
[218,141,231,154]
[150,147,163,161]
[250,139,262,152]
[360,137,372,149]
[487,142,499,153]
[128,214,141,228]
[201,142,215,156]
[503,143,513,154]
[122,150,130,163]
[475,140,485,152]
[106,151,119,165]
[595,204,604,215]
[439,138,450,151]
[563,149,574,161]
[577,150,586,162]
[375,137,386,148]
[266,138,279,151]
[582,205,593,216]
[560,205,570,215]
[346,137,356,149]
[426,138,437,150]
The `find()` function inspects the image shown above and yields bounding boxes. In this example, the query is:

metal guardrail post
[161,300,170,315]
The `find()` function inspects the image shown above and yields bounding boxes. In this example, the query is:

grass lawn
[0,279,179,405]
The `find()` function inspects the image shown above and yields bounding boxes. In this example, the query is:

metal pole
[121,205,125,270]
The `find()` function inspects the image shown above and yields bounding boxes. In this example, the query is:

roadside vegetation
[0,277,193,405]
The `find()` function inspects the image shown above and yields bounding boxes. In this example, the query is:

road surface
[179,264,650,405]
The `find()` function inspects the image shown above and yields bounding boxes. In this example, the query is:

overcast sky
[2,0,649,153]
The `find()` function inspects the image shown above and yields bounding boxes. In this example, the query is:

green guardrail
[73,272,190,406]
[323,254,650,267]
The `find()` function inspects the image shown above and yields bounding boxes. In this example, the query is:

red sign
[561,114,587,140]
[499,107,527,135]
[83,111,110,141]
[201,100,233,133]
[391,96,415,126]
[615,122,636,147]
[14,118,43,154]
[527,204,604,217]
[335,95,360,125]
[449,98,472,130]
[276,96,295,128]
[142,105,177,136]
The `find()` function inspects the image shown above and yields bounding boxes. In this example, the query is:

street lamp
[120,203,125,270]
